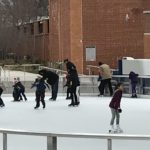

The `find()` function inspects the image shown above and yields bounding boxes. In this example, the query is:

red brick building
[48,0,150,74]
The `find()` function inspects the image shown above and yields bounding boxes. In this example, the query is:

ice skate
[109,129,117,134]
[68,103,74,107]
[74,102,80,106]
[34,106,39,109]
[109,125,117,134]
[116,125,123,133]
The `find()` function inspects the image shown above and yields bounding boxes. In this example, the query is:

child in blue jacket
[31,77,49,109]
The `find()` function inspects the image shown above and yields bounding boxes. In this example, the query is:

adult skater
[0,86,5,107]
[39,69,59,101]
[97,72,102,96]
[16,77,27,101]
[12,81,20,101]
[109,83,123,133]
[129,71,138,98]
[64,59,76,73]
[31,77,49,109]
[68,70,80,107]
[98,62,113,96]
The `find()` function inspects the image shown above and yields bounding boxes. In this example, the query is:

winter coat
[66,61,76,73]
[69,70,80,88]
[39,69,59,85]
[99,64,111,80]
[31,79,49,92]
[109,89,122,110]
[0,87,3,96]
[129,71,138,84]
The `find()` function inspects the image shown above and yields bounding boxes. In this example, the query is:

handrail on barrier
[1,128,150,150]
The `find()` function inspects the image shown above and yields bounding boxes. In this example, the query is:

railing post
[47,136,57,150]
[107,139,112,150]
[3,133,7,150]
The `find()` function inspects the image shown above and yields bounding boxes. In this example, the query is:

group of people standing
[31,59,80,109]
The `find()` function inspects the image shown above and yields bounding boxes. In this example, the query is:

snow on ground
[0,95,150,150]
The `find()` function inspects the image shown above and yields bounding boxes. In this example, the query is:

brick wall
[82,0,144,73]
[48,0,148,74]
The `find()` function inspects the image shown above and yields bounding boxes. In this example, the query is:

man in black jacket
[64,59,76,73]
[39,69,59,101]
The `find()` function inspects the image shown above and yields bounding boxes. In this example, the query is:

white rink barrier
[1,128,150,150]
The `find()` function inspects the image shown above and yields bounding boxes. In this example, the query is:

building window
[38,21,43,34]
[86,46,96,61]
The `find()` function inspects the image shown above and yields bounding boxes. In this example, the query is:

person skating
[129,71,138,98]
[16,77,27,101]
[64,73,71,100]
[97,72,102,96]
[98,62,113,96]
[31,77,49,109]
[68,70,80,107]
[64,59,76,73]
[12,82,20,102]
[109,83,123,133]
[38,69,59,101]
[0,86,5,107]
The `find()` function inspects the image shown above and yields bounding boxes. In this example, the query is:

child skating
[109,83,123,133]
[31,77,49,109]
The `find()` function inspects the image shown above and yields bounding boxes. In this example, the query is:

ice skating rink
[0,95,150,150]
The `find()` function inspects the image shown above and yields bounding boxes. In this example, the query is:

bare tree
[0,0,48,62]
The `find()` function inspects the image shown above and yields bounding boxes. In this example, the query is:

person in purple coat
[109,83,123,133]
[129,71,138,98]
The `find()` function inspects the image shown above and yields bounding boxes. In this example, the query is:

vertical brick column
[70,0,84,73]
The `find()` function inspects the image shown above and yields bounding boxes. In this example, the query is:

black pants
[67,87,71,98]
[35,90,45,108]
[0,97,4,106]
[70,86,80,105]
[19,89,27,100]
[51,79,59,100]
[13,88,20,101]
[99,78,113,96]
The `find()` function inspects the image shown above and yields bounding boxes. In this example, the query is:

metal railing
[1,128,150,150]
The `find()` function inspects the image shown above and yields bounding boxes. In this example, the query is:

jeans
[110,108,120,125]
[131,82,137,95]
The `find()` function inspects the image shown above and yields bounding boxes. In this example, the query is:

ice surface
[0,94,150,150]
